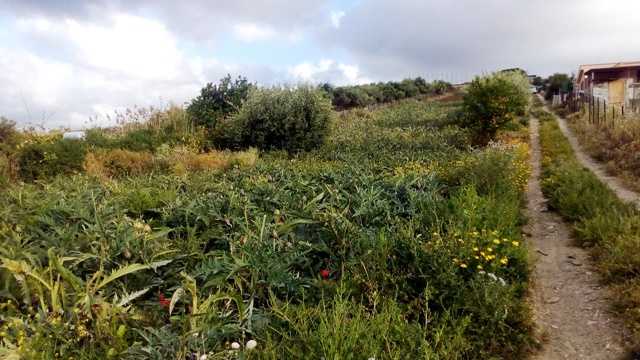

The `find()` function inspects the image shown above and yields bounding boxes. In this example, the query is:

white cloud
[288,60,370,85]
[2,15,225,128]
[290,60,335,81]
[330,11,345,28]
[233,23,277,43]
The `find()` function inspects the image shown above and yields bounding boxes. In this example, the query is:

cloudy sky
[2,0,640,128]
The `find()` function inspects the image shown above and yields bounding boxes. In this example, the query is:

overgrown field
[536,105,640,347]
[563,110,640,193]
[0,96,533,359]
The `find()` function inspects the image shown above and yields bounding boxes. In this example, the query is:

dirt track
[527,117,628,359]
[543,102,640,209]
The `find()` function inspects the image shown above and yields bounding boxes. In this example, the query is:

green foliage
[0,118,17,185]
[17,138,87,181]
[327,78,453,110]
[187,74,254,129]
[0,98,533,359]
[461,72,529,145]
[538,107,640,344]
[85,107,203,153]
[544,73,573,100]
[212,86,332,152]
[0,117,18,148]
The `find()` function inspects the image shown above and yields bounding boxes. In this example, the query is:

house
[576,61,640,106]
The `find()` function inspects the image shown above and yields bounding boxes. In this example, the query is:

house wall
[586,67,640,105]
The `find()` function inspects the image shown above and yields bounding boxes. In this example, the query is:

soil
[526,116,629,359]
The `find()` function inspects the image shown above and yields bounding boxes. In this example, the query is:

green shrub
[544,73,573,100]
[212,86,332,152]
[187,74,253,129]
[0,116,17,145]
[327,78,453,110]
[17,139,87,181]
[461,73,529,145]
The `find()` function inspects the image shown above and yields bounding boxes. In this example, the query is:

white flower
[199,355,207,360]
[246,339,258,350]
[498,277,507,286]
[231,342,241,350]
[487,272,498,281]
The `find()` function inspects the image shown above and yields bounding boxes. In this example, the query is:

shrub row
[323,78,452,110]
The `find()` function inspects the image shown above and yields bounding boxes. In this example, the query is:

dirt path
[541,101,640,208]
[527,117,628,359]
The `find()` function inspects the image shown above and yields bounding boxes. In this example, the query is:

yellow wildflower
[512,241,520,247]
[500,257,509,265]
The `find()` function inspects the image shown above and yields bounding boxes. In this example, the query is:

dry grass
[85,147,259,179]
[568,112,640,192]
[167,147,258,176]
[84,149,155,179]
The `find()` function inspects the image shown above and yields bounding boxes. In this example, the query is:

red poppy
[158,292,170,309]
[320,269,330,280]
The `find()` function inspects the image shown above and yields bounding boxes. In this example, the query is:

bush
[17,139,86,181]
[461,73,529,145]
[84,149,155,178]
[327,78,453,110]
[544,73,573,100]
[0,117,17,145]
[85,107,204,153]
[187,75,253,129]
[212,86,332,152]
[162,147,258,176]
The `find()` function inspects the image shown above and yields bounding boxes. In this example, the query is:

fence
[564,94,640,127]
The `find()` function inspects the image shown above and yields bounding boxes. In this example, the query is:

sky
[1,0,640,129]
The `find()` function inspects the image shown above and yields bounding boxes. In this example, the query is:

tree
[461,72,529,145]
[187,75,254,128]
[544,73,573,100]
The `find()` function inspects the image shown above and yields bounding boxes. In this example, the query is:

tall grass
[567,111,640,192]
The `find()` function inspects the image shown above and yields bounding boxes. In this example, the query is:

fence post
[613,105,615,123]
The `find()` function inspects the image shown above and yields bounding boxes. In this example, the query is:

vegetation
[85,106,203,153]
[211,86,332,152]
[460,72,530,145]
[17,138,87,181]
[187,75,254,129]
[324,78,453,110]
[0,118,18,185]
[565,111,640,193]
[536,104,640,345]
[543,73,573,100]
[0,93,535,359]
